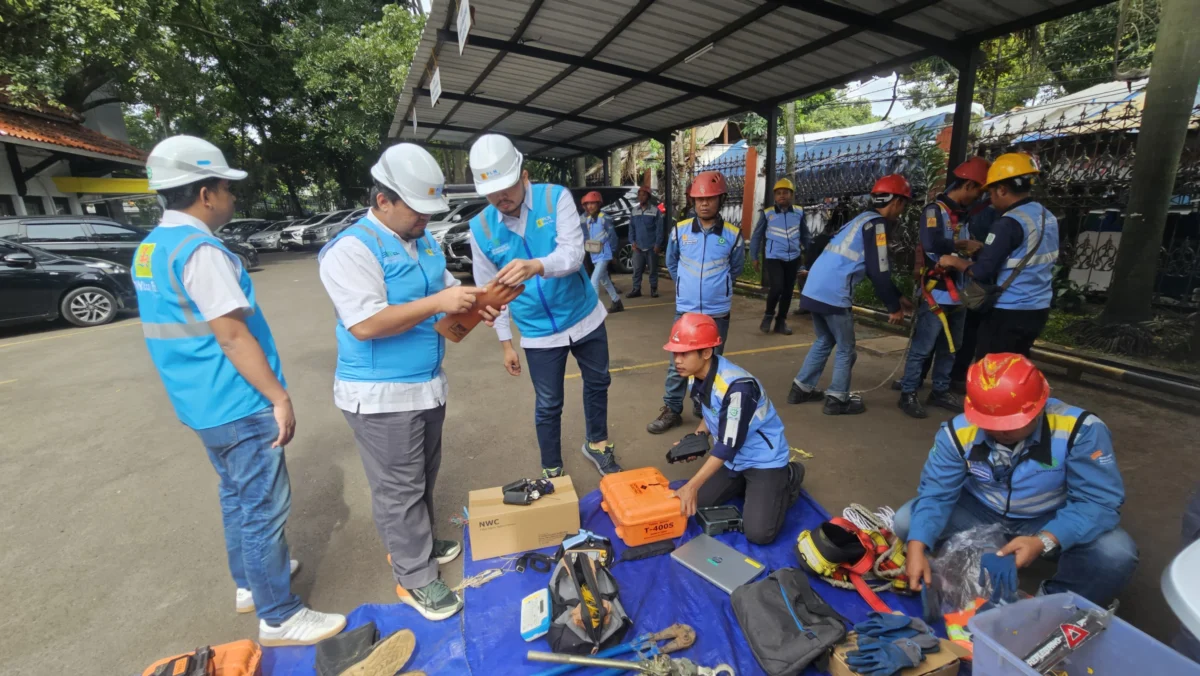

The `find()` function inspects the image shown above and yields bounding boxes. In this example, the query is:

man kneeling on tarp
[665,313,804,544]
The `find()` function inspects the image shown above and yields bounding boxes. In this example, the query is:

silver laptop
[671,534,766,594]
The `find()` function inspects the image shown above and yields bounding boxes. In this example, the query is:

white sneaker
[258,607,346,647]
[235,559,300,613]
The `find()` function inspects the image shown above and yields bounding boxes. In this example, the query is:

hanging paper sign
[456,0,471,55]
[430,67,442,107]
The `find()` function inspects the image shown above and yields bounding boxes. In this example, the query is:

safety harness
[795,517,908,613]
[914,200,963,353]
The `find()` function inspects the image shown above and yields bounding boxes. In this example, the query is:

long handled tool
[528,624,696,676]
[527,651,735,676]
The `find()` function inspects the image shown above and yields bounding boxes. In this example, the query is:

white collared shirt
[469,182,606,348]
[318,210,461,414]
[156,210,251,321]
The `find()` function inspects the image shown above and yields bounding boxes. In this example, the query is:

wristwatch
[1037,531,1059,555]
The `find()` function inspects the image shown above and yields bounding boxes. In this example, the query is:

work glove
[854,612,940,653]
[979,551,1019,604]
[845,637,923,675]
[856,630,940,654]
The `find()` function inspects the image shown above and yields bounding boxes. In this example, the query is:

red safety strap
[827,518,894,613]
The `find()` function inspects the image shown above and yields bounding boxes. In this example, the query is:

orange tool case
[599,467,687,547]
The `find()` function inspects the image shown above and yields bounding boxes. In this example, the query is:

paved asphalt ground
[2,251,1197,674]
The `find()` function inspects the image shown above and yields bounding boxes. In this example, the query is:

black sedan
[0,238,137,328]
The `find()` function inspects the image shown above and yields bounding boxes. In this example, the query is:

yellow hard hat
[984,153,1039,187]
[773,178,795,192]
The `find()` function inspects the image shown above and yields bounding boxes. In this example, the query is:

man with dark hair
[135,135,345,646]
[938,153,1060,358]
[319,144,481,621]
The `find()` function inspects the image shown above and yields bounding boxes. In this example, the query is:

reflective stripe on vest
[469,184,598,338]
[926,200,961,306]
[134,224,283,430]
[763,206,804,261]
[947,399,1086,519]
[673,219,740,316]
[699,356,790,471]
[318,217,447,383]
[996,202,1059,310]
[801,211,881,308]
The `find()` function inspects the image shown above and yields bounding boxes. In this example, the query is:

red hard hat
[953,157,991,186]
[871,174,912,199]
[688,171,728,197]
[638,184,651,194]
[663,313,723,352]
[581,191,603,204]
[964,353,1050,431]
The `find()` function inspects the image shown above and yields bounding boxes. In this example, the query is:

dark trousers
[974,307,1051,359]
[524,323,611,469]
[764,257,802,320]
[696,463,803,545]
[631,248,658,293]
[950,308,984,385]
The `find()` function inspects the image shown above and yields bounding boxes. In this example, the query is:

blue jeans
[900,300,965,393]
[590,260,619,303]
[664,312,729,413]
[524,323,611,469]
[195,407,302,625]
[793,310,857,399]
[892,492,1138,607]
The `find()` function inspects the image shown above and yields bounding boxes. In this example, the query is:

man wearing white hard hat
[317,143,479,621]
[134,135,345,646]
[467,133,622,479]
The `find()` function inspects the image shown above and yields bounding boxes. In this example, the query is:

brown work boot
[646,406,683,434]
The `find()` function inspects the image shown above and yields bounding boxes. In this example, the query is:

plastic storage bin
[599,467,687,547]
[968,592,1200,675]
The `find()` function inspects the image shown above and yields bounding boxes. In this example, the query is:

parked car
[0,215,259,271]
[441,222,473,273]
[281,210,359,249]
[0,237,137,327]
[427,195,489,245]
[215,218,269,243]
[246,220,293,251]
[318,208,369,243]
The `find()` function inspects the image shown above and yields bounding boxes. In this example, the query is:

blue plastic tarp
[262,486,924,675]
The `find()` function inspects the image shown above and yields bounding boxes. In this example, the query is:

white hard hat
[469,134,524,195]
[146,135,247,190]
[370,143,449,214]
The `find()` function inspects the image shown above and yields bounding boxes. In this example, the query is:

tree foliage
[739,87,878,150]
[900,0,1160,113]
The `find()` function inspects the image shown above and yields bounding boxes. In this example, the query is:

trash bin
[968,593,1200,675]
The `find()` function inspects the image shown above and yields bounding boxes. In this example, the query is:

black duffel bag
[731,567,848,676]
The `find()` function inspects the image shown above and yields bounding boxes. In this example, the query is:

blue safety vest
[318,217,446,383]
[947,399,1088,519]
[469,183,598,338]
[673,218,741,316]
[995,201,1059,310]
[802,211,887,309]
[584,213,614,263]
[699,356,789,471]
[762,206,805,261]
[628,204,661,249]
[924,200,960,306]
[133,224,285,430]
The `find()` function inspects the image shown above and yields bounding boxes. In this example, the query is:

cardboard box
[468,476,580,561]
[830,633,971,676]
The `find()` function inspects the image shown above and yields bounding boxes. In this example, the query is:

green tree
[739,88,878,150]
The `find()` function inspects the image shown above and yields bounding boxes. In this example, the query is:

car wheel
[615,243,634,274]
[61,286,118,327]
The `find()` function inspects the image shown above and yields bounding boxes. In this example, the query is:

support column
[764,107,778,207]
[662,134,673,248]
[947,46,980,173]
[573,156,587,187]
[602,152,611,185]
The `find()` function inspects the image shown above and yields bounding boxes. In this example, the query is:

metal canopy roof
[390,0,1111,160]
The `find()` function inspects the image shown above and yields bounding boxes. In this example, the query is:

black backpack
[731,568,848,676]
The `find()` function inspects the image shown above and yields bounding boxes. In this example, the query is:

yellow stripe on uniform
[955,423,979,449]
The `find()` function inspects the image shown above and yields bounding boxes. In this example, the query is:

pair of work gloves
[979,551,1019,604]
[845,612,941,676]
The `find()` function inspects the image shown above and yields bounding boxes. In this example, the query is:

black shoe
[949,380,968,395]
[646,406,683,434]
[315,622,414,676]
[609,299,625,313]
[650,289,659,298]
[899,392,928,419]
[927,390,964,413]
[773,319,793,335]
[626,290,642,299]
[760,314,773,334]
[787,383,825,404]
[823,394,866,415]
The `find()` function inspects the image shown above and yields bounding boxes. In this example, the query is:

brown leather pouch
[434,282,525,342]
